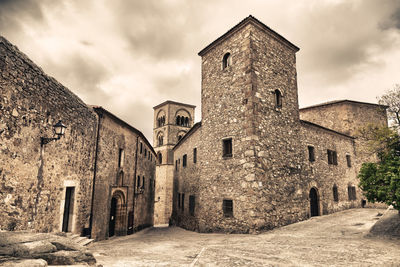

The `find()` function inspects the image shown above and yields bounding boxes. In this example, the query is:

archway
[109,190,126,237]
[309,187,319,217]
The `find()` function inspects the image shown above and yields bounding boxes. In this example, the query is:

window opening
[223,138,232,158]
[223,199,233,217]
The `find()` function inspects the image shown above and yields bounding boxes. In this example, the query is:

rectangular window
[118,148,124,167]
[137,176,141,189]
[181,193,185,211]
[193,148,197,163]
[175,160,178,171]
[189,195,195,216]
[348,186,356,200]
[223,138,232,158]
[183,154,187,167]
[327,150,337,165]
[178,193,181,208]
[308,146,315,162]
[142,176,145,189]
[223,199,233,217]
[346,155,351,167]
[140,143,143,154]
[333,186,339,202]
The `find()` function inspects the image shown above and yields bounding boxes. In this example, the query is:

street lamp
[41,120,67,146]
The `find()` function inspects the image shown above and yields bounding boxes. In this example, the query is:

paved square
[89,209,400,266]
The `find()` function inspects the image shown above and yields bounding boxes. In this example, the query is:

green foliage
[358,127,400,210]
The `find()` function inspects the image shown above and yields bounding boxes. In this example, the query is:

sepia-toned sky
[1,0,400,143]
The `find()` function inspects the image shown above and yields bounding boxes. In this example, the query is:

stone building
[0,36,156,240]
[90,107,156,240]
[153,101,195,225]
[162,16,388,233]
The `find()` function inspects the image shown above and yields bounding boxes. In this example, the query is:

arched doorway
[309,187,319,217]
[109,190,126,237]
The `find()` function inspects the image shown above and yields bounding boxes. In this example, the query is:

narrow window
[183,154,187,167]
[175,160,178,171]
[327,150,337,165]
[140,143,143,154]
[180,117,185,126]
[348,186,356,200]
[178,193,181,208]
[185,117,189,127]
[137,176,141,189]
[274,89,282,108]
[223,199,233,217]
[144,148,147,157]
[223,138,232,158]
[222,52,231,69]
[189,195,195,216]
[181,193,185,211]
[333,185,339,202]
[308,146,315,162]
[193,148,197,163]
[118,148,124,168]
[142,176,145,189]
[176,116,180,125]
[158,152,162,164]
[346,155,351,167]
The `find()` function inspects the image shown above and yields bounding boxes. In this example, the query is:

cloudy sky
[1,0,400,143]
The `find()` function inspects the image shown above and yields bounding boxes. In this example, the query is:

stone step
[70,234,80,240]
[77,238,94,246]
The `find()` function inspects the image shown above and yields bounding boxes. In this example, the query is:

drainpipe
[89,111,102,238]
[131,135,139,233]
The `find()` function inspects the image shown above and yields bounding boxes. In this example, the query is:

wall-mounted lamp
[41,120,67,146]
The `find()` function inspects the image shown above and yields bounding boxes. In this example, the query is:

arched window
[176,116,181,125]
[222,52,231,69]
[333,184,339,202]
[184,117,189,127]
[274,89,282,108]
[180,116,185,126]
[158,135,163,146]
[158,152,162,164]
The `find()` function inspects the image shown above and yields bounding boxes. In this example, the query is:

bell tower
[153,100,195,225]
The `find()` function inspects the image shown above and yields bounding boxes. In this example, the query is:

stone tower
[153,100,195,225]
[195,15,305,231]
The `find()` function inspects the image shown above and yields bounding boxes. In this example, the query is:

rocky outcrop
[0,231,97,266]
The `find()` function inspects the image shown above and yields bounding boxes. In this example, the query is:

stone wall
[91,108,155,240]
[172,123,201,230]
[0,36,98,234]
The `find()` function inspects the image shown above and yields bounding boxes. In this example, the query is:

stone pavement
[89,208,400,266]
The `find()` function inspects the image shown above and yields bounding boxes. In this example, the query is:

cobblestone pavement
[89,209,400,266]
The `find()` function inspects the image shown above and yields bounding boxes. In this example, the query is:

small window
[189,195,195,216]
[222,52,231,69]
[158,135,163,146]
[144,148,147,157]
[183,154,187,167]
[176,116,181,125]
[118,148,124,168]
[175,160,178,171]
[181,193,185,211]
[142,176,145,189]
[178,193,181,208]
[346,155,351,167]
[274,89,282,108]
[348,186,356,200]
[223,138,232,158]
[158,152,162,164]
[137,176,141,189]
[140,143,143,154]
[333,185,339,202]
[327,150,337,165]
[308,146,315,162]
[223,199,233,217]
[193,148,197,163]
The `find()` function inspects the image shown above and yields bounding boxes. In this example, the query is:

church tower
[153,100,195,225]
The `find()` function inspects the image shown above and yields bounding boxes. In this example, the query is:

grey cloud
[42,54,111,105]
[0,0,44,32]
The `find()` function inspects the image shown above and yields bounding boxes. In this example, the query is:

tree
[378,84,400,128]
[358,126,400,211]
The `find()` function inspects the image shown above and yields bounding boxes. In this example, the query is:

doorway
[62,187,75,232]
[309,187,319,217]
[109,197,117,237]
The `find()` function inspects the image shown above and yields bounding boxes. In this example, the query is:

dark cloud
[0,0,44,32]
